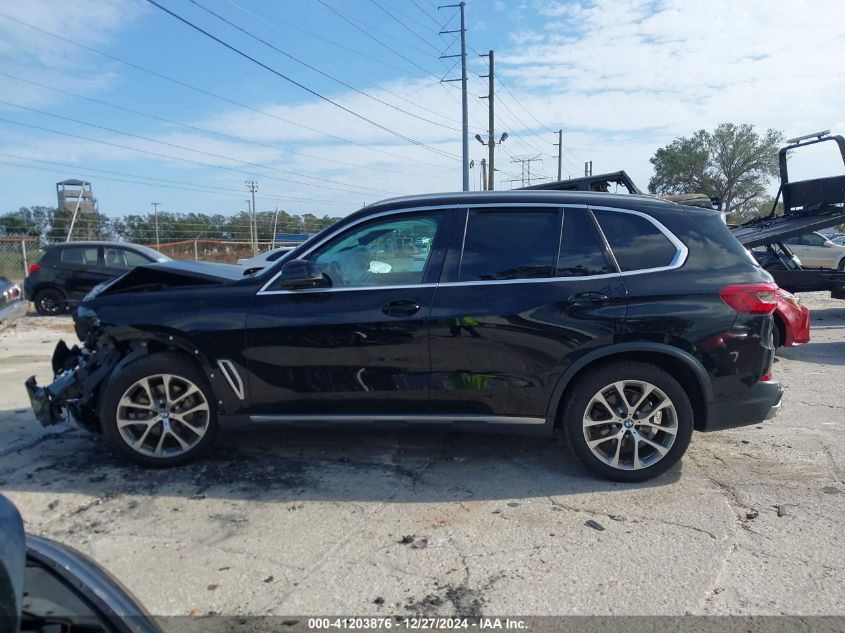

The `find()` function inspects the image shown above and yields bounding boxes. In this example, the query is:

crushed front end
[25,307,134,432]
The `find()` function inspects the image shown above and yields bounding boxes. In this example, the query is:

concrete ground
[0,294,843,618]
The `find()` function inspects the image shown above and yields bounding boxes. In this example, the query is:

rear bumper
[702,380,783,432]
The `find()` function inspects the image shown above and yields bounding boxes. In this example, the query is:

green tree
[649,123,784,220]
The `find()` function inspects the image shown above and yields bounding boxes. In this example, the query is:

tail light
[720,282,778,314]
[28,263,41,276]
[760,371,773,382]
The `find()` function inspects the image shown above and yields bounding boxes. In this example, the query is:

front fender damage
[25,337,145,432]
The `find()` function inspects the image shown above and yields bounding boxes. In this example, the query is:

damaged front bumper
[25,337,126,431]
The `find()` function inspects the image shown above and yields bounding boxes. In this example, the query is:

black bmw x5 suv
[26,191,782,481]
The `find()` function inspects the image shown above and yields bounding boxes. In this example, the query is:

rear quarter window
[592,210,678,272]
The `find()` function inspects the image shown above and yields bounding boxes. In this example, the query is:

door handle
[567,292,610,307]
[381,299,421,317]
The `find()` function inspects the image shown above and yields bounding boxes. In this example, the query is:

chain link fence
[0,237,39,283]
[155,239,286,263]
[0,235,300,283]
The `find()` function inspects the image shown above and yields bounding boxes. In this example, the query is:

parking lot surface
[1,294,843,617]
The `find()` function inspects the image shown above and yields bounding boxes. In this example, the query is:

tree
[648,123,784,220]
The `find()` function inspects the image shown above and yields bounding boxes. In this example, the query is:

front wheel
[100,353,219,467]
[562,361,694,482]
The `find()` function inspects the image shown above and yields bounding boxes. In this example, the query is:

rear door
[428,204,627,421]
[59,246,108,300]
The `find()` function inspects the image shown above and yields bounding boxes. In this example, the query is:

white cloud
[491,0,845,190]
[0,0,145,107]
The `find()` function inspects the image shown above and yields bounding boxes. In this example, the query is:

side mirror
[279,259,325,289]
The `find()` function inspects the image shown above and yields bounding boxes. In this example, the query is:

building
[56,180,96,214]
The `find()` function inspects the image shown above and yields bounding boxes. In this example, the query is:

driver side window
[309,212,446,288]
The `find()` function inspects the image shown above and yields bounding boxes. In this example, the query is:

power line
[368,0,442,54]
[0,100,393,196]
[219,0,459,128]
[0,116,395,197]
[144,0,460,162]
[0,159,351,208]
[187,0,461,133]
[0,11,452,170]
[222,0,418,75]
[409,0,442,26]
[0,71,450,180]
[318,0,441,59]
[315,0,444,82]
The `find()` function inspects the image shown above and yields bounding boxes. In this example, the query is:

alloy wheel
[116,374,210,458]
[581,379,678,471]
[37,292,62,315]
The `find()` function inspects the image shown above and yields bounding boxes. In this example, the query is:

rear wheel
[100,353,219,467]
[33,288,66,316]
[563,361,694,482]
[838,259,845,272]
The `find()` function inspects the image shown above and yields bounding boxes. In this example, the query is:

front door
[429,205,627,420]
[244,209,453,417]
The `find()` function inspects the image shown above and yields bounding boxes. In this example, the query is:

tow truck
[731,130,845,299]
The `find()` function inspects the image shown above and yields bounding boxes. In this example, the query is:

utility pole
[439,2,469,191]
[583,161,593,177]
[480,158,487,191]
[245,198,252,253]
[475,50,507,192]
[150,202,161,249]
[271,203,279,249]
[554,130,562,181]
[245,180,258,255]
[479,50,496,190]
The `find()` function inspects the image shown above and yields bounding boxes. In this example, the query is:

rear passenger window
[557,208,614,276]
[593,210,678,272]
[60,247,98,266]
[459,209,561,281]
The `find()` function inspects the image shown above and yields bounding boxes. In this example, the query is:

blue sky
[1,0,844,224]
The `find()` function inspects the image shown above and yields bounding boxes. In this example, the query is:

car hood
[732,206,845,247]
[97,260,245,297]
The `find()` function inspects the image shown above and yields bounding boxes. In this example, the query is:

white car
[783,231,845,271]
[237,246,295,273]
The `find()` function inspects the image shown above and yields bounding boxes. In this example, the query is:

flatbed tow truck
[731,130,845,299]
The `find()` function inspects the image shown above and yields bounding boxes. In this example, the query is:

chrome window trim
[250,414,545,425]
[255,201,687,296]
[588,205,689,276]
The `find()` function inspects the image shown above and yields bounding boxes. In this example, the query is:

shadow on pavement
[0,414,680,505]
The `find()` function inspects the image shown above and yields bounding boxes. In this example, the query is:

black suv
[24,242,169,315]
[26,192,782,481]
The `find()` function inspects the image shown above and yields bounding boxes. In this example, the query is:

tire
[562,361,694,482]
[34,288,66,316]
[838,259,845,272]
[99,353,219,468]
[772,318,784,348]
